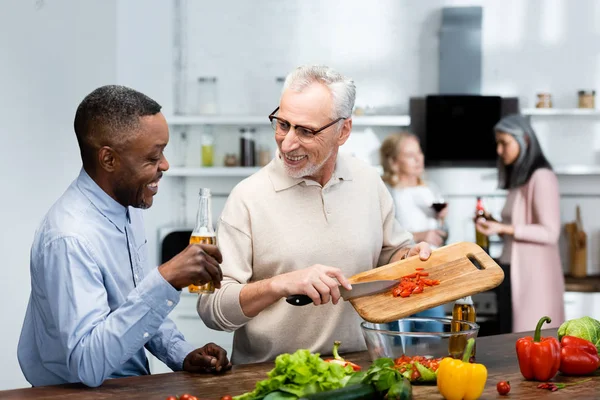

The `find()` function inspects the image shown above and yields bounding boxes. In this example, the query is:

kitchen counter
[3,328,599,399]
[565,275,600,292]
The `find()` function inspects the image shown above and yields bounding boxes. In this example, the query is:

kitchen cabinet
[146,293,234,374]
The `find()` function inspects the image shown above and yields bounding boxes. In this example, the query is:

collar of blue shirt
[75,168,129,233]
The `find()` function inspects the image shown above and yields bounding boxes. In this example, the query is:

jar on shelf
[200,125,214,167]
[196,77,218,115]
[224,153,238,167]
[578,90,596,109]
[535,93,552,108]
[257,129,273,167]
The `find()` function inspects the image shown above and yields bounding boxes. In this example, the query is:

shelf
[166,115,410,127]
[167,115,267,125]
[166,167,261,177]
[164,165,600,178]
[522,108,600,116]
[352,115,410,126]
[554,165,600,175]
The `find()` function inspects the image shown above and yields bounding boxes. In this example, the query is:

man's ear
[337,118,353,146]
[98,146,118,172]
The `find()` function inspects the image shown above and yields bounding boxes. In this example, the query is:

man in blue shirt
[17,85,230,387]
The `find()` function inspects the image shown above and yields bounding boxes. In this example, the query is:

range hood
[439,6,483,95]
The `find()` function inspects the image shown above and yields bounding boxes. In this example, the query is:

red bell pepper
[559,335,600,376]
[324,341,361,371]
[516,316,561,381]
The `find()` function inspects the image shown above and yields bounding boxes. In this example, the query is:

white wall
[3,0,600,391]
[171,0,600,275]
[0,0,117,390]
[111,0,600,280]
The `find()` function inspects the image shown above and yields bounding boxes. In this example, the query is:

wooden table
[3,328,599,399]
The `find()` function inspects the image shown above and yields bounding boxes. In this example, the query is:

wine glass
[430,191,449,245]
[431,195,448,229]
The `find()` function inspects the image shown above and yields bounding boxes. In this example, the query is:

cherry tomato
[165,397,177,400]
[179,394,193,400]
[221,396,233,400]
[497,381,511,395]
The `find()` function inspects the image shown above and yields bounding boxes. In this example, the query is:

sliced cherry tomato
[497,381,511,395]
[410,369,421,381]
[221,396,233,400]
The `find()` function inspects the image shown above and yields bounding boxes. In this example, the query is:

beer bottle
[188,188,217,294]
[475,196,489,254]
[449,296,477,360]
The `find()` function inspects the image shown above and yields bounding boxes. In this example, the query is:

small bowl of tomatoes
[360,317,479,383]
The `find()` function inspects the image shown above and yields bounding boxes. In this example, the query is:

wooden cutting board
[348,241,504,323]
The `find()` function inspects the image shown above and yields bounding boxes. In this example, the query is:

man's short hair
[283,65,356,121]
[73,85,162,168]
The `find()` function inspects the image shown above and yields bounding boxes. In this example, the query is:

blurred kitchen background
[3,0,600,389]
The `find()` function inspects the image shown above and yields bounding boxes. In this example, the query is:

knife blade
[285,279,399,306]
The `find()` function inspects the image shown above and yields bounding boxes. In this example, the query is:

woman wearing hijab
[476,114,565,333]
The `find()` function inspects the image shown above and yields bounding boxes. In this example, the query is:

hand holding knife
[286,279,399,306]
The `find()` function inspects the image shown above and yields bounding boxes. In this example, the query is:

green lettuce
[233,349,355,400]
[558,316,600,354]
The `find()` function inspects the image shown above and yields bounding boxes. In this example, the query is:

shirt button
[134,274,139,280]
[167,300,174,307]
[143,332,149,338]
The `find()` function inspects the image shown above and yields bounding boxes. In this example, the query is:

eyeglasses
[268,107,348,143]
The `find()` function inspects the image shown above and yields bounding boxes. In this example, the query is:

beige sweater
[197,153,413,364]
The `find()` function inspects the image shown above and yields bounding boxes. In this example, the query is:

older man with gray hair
[197,65,432,364]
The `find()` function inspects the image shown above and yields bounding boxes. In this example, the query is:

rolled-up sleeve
[377,180,414,266]
[42,236,180,387]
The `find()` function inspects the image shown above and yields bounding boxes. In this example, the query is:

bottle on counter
[188,188,217,294]
[449,296,477,360]
[475,196,490,254]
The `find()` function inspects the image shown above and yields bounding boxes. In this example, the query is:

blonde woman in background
[380,132,448,325]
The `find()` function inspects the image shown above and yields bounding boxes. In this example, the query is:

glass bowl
[360,317,479,362]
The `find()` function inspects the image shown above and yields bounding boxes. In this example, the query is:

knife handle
[285,294,313,306]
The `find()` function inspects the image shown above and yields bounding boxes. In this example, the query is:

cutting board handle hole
[467,253,485,270]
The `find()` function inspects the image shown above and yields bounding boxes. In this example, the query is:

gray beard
[282,148,334,179]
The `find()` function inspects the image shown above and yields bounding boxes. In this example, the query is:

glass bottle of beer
[475,196,489,254]
[188,188,217,294]
[449,296,477,360]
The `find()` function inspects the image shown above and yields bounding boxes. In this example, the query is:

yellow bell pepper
[437,338,487,400]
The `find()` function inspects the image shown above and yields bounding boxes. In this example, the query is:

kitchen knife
[285,279,399,306]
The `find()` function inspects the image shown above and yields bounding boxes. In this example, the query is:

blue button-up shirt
[17,169,194,387]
